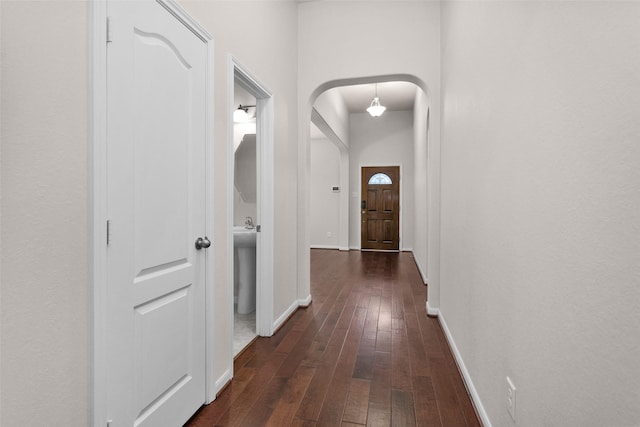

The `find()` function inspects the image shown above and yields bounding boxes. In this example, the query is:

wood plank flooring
[185,249,481,427]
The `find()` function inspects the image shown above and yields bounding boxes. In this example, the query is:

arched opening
[300,74,435,313]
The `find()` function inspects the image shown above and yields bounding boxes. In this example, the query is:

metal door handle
[195,236,211,250]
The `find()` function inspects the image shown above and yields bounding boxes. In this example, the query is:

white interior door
[106,1,208,426]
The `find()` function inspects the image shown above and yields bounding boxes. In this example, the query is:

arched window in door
[368,173,393,185]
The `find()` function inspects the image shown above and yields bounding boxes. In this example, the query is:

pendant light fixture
[366,84,386,117]
[233,104,256,123]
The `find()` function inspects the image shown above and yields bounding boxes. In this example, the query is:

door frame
[358,163,403,251]
[229,58,275,341]
[89,1,215,424]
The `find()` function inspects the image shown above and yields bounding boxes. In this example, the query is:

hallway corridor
[186,250,480,426]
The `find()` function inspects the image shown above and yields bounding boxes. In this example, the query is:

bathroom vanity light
[233,104,256,123]
[366,84,386,117]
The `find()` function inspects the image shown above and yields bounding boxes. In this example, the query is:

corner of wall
[411,250,429,285]
[425,300,439,318]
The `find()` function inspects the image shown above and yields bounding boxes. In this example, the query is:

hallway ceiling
[310,81,420,140]
[336,81,418,114]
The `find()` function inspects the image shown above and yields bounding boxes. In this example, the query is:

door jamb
[89,1,108,424]
[229,57,275,342]
[89,0,215,422]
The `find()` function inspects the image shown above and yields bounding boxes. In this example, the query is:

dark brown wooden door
[361,166,400,251]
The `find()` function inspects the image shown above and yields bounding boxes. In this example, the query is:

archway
[300,74,439,316]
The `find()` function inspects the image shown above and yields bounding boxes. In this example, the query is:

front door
[106,1,208,426]
[361,166,400,251]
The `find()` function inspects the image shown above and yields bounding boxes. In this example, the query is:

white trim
[298,294,312,307]
[310,244,340,250]
[226,60,236,389]
[89,1,108,425]
[411,250,429,285]
[202,19,215,406]
[271,295,312,334]
[272,299,299,332]
[229,58,275,345]
[156,0,211,42]
[438,312,492,427]
[214,368,233,397]
[426,301,439,317]
[256,95,275,337]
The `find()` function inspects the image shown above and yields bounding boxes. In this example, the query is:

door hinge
[106,220,111,245]
[106,16,113,43]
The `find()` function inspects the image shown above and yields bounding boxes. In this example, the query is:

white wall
[310,138,341,248]
[1,2,88,425]
[311,99,351,251]
[232,82,257,154]
[179,0,299,388]
[349,111,414,250]
[413,88,429,283]
[440,2,640,426]
[298,1,441,304]
[313,89,350,148]
[234,129,257,226]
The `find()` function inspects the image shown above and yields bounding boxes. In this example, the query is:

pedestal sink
[234,226,257,314]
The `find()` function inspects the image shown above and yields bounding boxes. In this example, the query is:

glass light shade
[366,97,386,117]
[233,108,249,123]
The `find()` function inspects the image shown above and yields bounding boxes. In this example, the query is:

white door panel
[106,1,208,426]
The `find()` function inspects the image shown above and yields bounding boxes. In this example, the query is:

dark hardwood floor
[185,249,481,427]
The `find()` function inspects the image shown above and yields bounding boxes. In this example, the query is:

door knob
[195,237,211,250]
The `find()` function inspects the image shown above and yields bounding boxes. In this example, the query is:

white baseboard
[411,251,429,285]
[438,312,492,427]
[272,299,299,332]
[339,246,349,251]
[298,294,312,307]
[310,244,340,250]
[213,368,233,398]
[426,300,439,317]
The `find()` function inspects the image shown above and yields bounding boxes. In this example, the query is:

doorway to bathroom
[230,60,275,358]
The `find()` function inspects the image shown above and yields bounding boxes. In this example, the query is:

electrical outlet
[506,376,516,422]
[326,231,332,238]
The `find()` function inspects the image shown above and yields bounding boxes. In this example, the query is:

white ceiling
[310,81,420,139]
[336,81,418,114]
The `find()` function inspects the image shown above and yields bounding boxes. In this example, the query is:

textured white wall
[310,138,341,248]
[349,111,414,250]
[1,2,88,425]
[440,2,640,426]
[313,89,350,148]
[179,0,299,386]
[312,90,351,250]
